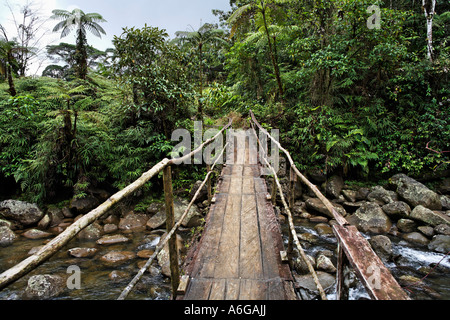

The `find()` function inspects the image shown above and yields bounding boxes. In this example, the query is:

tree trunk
[76,28,88,79]
[261,4,284,104]
[423,0,436,62]
[6,52,16,97]
[198,43,204,119]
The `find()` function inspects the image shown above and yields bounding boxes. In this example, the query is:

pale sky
[0,0,231,75]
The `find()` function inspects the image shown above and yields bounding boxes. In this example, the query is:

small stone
[316,254,336,273]
[68,247,98,258]
[137,249,154,259]
[314,223,334,236]
[100,251,136,266]
[22,229,53,240]
[96,234,129,245]
[418,226,434,237]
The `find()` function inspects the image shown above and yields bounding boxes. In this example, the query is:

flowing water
[1,215,449,300]
[282,217,450,300]
[0,229,176,300]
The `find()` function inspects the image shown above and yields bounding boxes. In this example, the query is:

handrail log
[249,110,348,226]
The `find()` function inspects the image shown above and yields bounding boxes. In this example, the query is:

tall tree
[51,8,106,80]
[0,26,18,96]
[228,0,289,104]
[174,23,228,118]
[422,0,436,62]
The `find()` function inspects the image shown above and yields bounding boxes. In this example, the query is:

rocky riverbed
[0,169,449,300]
[272,170,450,300]
[0,191,208,300]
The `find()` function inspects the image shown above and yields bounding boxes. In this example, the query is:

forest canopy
[0,0,448,204]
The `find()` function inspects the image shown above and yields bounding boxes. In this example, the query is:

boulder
[307,169,327,184]
[22,229,53,240]
[0,226,16,247]
[342,190,357,203]
[381,201,411,218]
[441,195,450,210]
[156,233,184,277]
[103,224,118,234]
[434,224,450,236]
[37,214,51,230]
[367,186,396,205]
[0,200,44,228]
[369,235,392,262]
[417,226,434,237]
[397,219,417,233]
[294,271,335,298]
[346,202,392,234]
[70,196,100,214]
[402,232,430,246]
[146,202,164,215]
[68,247,98,258]
[147,199,202,230]
[355,187,370,201]
[118,212,148,232]
[305,198,345,219]
[316,254,336,273]
[428,235,450,253]
[47,207,65,227]
[189,180,208,203]
[77,222,102,241]
[326,175,344,199]
[410,205,450,227]
[314,223,334,237]
[389,174,442,210]
[23,275,65,300]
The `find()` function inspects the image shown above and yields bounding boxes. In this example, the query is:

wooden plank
[242,176,255,194]
[229,176,243,194]
[214,191,242,279]
[239,279,267,300]
[209,279,226,300]
[240,193,263,279]
[192,192,228,278]
[185,278,213,300]
[267,278,286,300]
[332,225,410,300]
[225,279,240,300]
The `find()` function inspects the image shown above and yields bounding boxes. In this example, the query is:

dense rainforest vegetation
[0,0,449,206]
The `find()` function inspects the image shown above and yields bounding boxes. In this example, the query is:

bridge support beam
[163,165,180,299]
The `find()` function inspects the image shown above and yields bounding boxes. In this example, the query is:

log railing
[249,110,409,300]
[0,118,232,301]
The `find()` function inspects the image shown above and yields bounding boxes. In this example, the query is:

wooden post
[206,164,212,205]
[336,240,350,300]
[289,167,296,210]
[163,165,180,299]
[271,175,277,205]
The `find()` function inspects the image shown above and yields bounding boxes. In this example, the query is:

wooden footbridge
[0,111,410,300]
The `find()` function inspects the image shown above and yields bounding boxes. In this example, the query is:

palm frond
[51,9,71,20]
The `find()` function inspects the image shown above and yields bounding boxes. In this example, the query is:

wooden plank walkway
[180,130,297,300]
